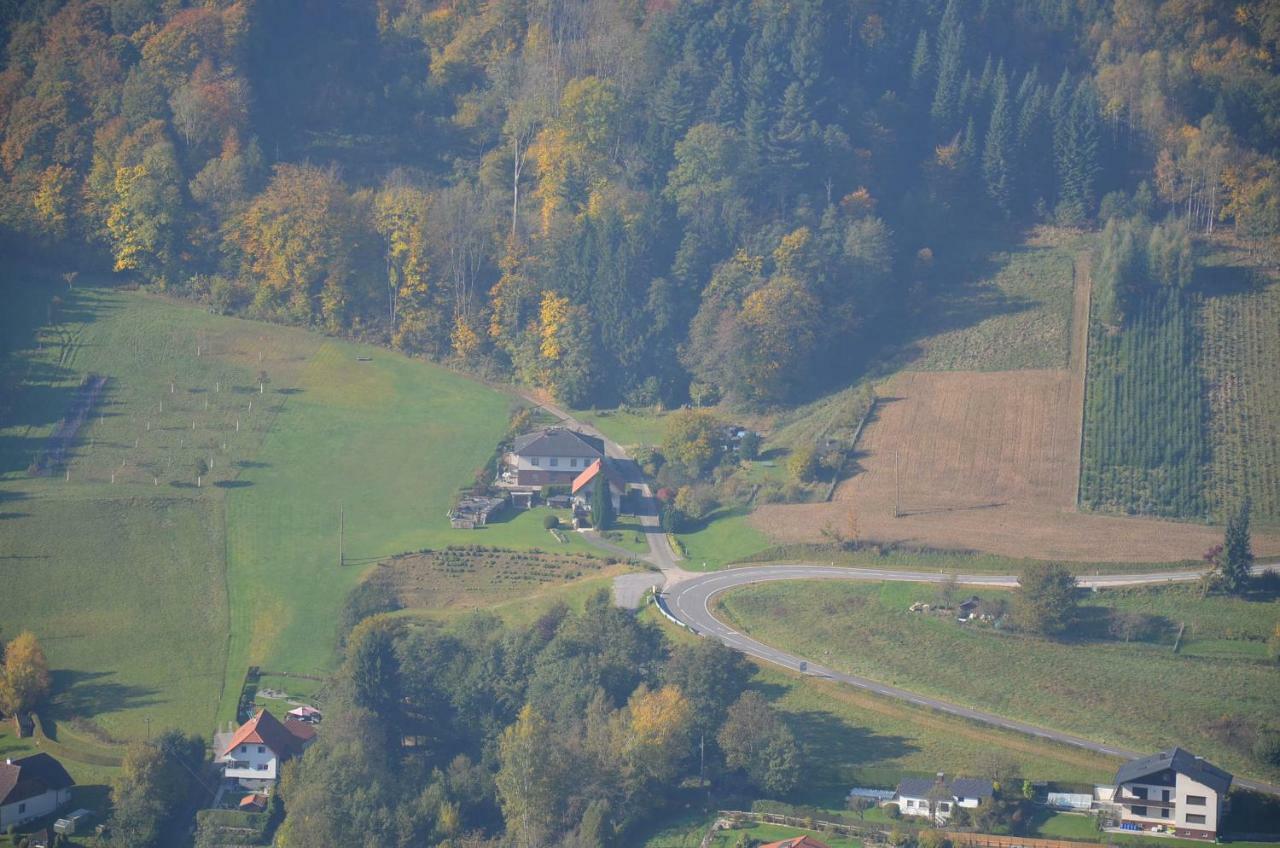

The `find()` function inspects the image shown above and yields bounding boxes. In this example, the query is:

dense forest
[1,0,1277,408]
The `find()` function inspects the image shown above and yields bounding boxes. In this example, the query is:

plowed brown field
[752,254,1280,562]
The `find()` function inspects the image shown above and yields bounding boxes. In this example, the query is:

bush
[884,803,900,819]
[787,445,818,483]
[738,431,761,460]
[918,831,949,848]
[1254,733,1280,767]
[543,515,559,530]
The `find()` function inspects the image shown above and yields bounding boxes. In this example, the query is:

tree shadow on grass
[785,709,917,806]
[48,669,161,725]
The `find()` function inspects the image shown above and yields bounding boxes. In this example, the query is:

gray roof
[897,777,994,800]
[512,427,604,458]
[1115,748,1232,795]
[0,753,75,806]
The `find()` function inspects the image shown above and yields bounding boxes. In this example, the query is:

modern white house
[1113,748,1232,840]
[0,753,75,830]
[215,708,316,790]
[509,427,605,486]
[895,774,993,824]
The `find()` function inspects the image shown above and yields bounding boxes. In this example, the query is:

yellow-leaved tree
[0,630,52,715]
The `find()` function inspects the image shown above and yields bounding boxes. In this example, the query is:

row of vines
[1080,288,1208,519]
[1200,270,1280,524]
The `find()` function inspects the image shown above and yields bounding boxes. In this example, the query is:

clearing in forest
[752,241,1280,561]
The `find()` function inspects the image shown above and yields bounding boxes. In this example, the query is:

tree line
[3,0,1277,409]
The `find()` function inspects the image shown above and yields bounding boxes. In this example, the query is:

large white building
[1113,748,1232,840]
[509,427,605,486]
[0,753,75,830]
[215,708,316,791]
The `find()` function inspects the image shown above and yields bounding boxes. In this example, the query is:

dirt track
[752,254,1280,562]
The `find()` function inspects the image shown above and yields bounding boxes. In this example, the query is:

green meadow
[0,272,552,744]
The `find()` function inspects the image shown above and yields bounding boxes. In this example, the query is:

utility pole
[338,508,344,567]
[894,447,902,518]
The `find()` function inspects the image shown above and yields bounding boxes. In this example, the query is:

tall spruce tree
[1219,499,1254,594]
[983,69,1014,215]
[910,30,931,93]
[931,17,965,131]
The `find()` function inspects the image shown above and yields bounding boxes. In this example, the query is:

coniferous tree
[910,30,931,93]
[1219,500,1254,594]
[931,8,965,132]
[983,69,1014,215]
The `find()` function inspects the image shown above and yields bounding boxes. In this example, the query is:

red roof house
[758,836,832,848]
[217,709,316,789]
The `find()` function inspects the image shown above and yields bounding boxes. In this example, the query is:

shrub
[787,445,818,482]
[1254,733,1280,767]
[884,803,900,819]
[738,431,761,460]
[918,831,949,848]
[543,515,559,530]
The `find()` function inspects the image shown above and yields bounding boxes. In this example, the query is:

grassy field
[0,272,577,740]
[716,580,1280,783]
[646,608,1118,803]
[1199,242,1280,525]
[677,507,771,571]
[904,229,1082,372]
[570,405,669,448]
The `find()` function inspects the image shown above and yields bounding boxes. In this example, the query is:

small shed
[957,596,981,620]
[240,793,269,813]
[54,809,93,836]
[547,494,572,510]
[510,490,535,510]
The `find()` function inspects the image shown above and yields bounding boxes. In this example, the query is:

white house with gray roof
[1113,748,1231,840]
[509,427,605,486]
[895,774,993,824]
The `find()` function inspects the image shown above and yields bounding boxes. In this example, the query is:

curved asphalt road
[662,563,1280,797]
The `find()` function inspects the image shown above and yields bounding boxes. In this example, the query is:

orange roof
[571,459,624,495]
[222,709,315,759]
[758,837,831,848]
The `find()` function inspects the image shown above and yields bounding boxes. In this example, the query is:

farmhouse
[895,774,993,824]
[1113,748,1231,840]
[571,458,627,512]
[0,753,75,830]
[215,708,316,790]
[509,427,605,486]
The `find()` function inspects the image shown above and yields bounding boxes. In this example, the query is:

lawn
[904,229,1083,372]
[0,272,586,739]
[715,581,1280,783]
[732,543,1206,575]
[677,507,771,571]
[570,405,669,448]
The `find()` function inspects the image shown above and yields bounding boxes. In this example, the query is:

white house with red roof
[214,708,316,790]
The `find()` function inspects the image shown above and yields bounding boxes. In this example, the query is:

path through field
[752,253,1280,561]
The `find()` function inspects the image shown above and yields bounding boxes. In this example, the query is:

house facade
[216,708,316,790]
[0,753,75,830]
[895,775,993,824]
[1113,748,1231,840]
[571,458,626,512]
[510,428,605,486]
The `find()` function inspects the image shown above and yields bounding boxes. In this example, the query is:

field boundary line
[1071,251,1093,510]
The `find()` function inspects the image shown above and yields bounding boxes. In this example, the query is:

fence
[945,832,1111,848]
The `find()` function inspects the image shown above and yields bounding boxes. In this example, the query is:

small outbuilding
[450,495,506,529]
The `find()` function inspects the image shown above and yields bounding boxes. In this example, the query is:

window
[258,746,266,753]
[905,800,915,808]
[257,763,268,771]
[1162,790,1171,802]
[1161,809,1170,819]
[569,458,577,468]
[1131,787,1147,800]
[940,803,951,812]
[531,456,540,466]
[240,745,248,753]
[1186,814,1206,825]
[549,457,559,467]
[18,803,26,815]
[1186,795,1207,806]
[1133,806,1148,817]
